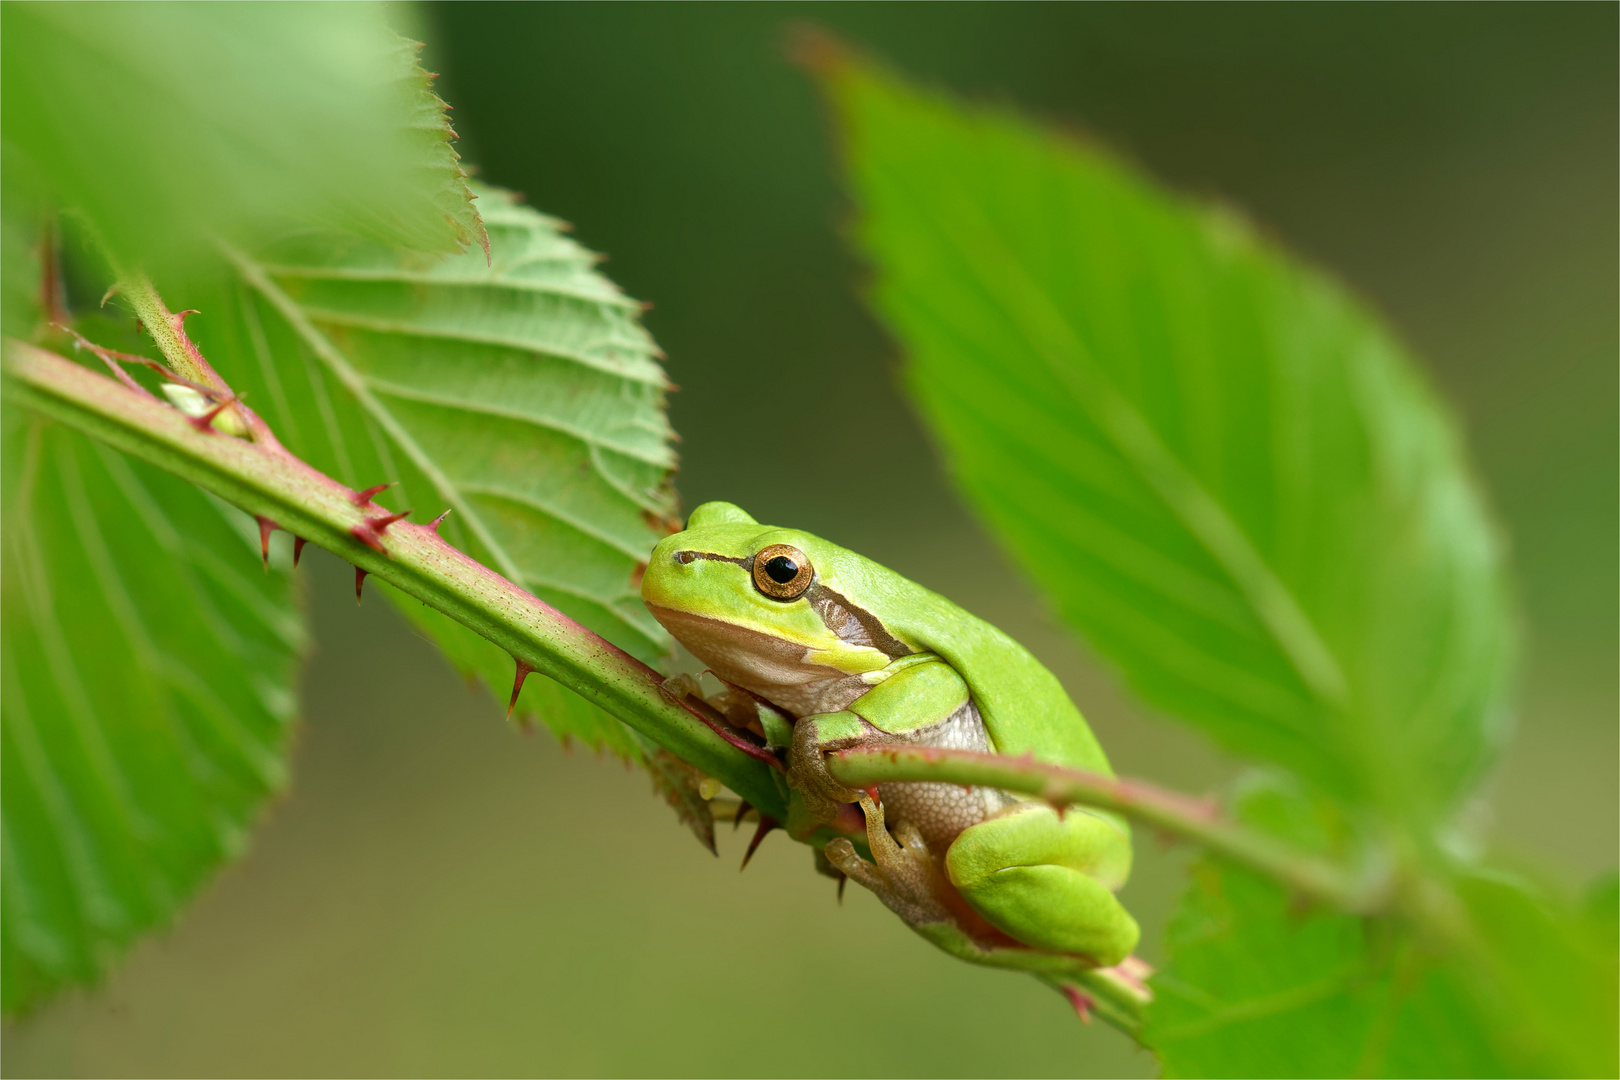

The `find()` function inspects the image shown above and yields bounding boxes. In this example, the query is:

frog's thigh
[945,803,1140,966]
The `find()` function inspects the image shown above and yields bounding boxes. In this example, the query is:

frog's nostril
[674,550,697,565]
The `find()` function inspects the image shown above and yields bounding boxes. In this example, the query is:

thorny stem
[114,267,226,393]
[3,339,788,820]
[3,336,1388,905]
[827,746,1389,913]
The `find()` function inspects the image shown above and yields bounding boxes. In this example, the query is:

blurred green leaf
[1,406,306,1013]
[820,54,1514,829]
[1148,858,1497,1078]
[169,185,677,754]
[814,50,1603,1074]
[0,192,41,343]
[0,1,484,270]
[1583,871,1619,951]
[1146,780,1618,1077]
[1450,866,1620,1077]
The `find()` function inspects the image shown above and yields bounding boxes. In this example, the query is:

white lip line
[643,601,827,653]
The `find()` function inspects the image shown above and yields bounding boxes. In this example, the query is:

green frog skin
[640,502,1140,973]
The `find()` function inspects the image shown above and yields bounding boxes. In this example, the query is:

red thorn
[350,522,387,554]
[171,309,201,327]
[733,799,752,832]
[427,509,452,532]
[293,536,307,568]
[352,482,394,506]
[837,874,847,904]
[739,815,779,871]
[350,509,410,555]
[1060,985,1094,1024]
[186,395,239,433]
[862,786,881,803]
[256,517,277,572]
[355,566,368,603]
[507,658,533,717]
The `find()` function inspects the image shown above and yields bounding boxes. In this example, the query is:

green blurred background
[5,4,1614,1076]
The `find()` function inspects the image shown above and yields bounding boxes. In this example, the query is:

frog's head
[641,501,913,711]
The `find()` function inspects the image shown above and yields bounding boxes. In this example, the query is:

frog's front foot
[657,672,704,704]
[788,711,869,823]
[823,795,955,930]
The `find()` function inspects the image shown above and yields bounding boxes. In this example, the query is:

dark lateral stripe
[806,583,912,660]
[675,550,751,567]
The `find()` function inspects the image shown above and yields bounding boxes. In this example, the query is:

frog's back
[881,573,1114,777]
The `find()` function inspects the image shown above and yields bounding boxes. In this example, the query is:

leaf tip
[783,22,851,76]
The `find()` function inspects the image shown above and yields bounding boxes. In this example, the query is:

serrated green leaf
[2,176,679,1008]
[0,2,483,268]
[390,35,490,262]
[1,407,305,1014]
[172,186,677,754]
[644,746,718,855]
[822,56,1515,829]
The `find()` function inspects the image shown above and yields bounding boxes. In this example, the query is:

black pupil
[764,556,800,585]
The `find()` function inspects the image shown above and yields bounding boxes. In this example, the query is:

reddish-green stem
[3,339,787,819]
[828,745,1385,912]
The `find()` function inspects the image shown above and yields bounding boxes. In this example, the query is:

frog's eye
[752,544,814,600]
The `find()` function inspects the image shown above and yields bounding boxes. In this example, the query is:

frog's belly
[881,698,1015,849]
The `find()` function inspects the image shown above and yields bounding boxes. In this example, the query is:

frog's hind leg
[945,802,1140,967]
[823,795,956,929]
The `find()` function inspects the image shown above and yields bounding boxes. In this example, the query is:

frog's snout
[640,539,694,606]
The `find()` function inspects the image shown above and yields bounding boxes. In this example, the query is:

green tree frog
[641,502,1140,974]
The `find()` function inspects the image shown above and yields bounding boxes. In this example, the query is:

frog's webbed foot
[823,795,954,929]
